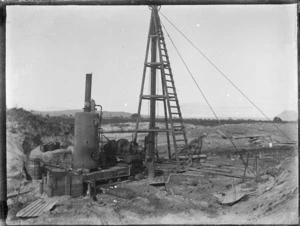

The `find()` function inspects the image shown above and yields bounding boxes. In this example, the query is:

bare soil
[5,121,298,225]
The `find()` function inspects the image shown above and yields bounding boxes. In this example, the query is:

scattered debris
[232,135,267,140]
[6,107,298,224]
[134,173,145,180]
[186,167,254,179]
[216,130,229,139]
[149,182,166,187]
[100,187,135,199]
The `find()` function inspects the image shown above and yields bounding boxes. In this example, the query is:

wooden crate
[44,170,83,198]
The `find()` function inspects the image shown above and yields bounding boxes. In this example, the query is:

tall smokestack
[84,73,92,112]
[74,73,99,169]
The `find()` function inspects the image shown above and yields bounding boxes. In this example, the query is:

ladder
[134,6,188,169]
[155,14,188,157]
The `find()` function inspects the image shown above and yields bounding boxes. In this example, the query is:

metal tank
[73,73,100,169]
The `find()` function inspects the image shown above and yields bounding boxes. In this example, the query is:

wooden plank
[166,173,205,185]
[16,197,60,218]
[7,189,34,199]
[101,129,171,134]
[16,199,44,217]
[216,130,229,139]
[200,163,219,168]
[34,198,60,217]
[3,0,297,6]
[30,197,58,217]
[175,154,207,160]
[232,135,266,139]
[186,168,254,179]
[205,161,246,170]
[189,167,233,174]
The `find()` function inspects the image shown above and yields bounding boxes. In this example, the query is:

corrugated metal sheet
[16,197,60,218]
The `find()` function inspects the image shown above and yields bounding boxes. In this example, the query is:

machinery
[36,6,191,197]
[41,73,145,198]
[41,6,186,196]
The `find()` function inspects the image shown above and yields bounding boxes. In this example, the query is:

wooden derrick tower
[134,6,187,176]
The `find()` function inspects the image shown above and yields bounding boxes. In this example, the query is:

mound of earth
[7,108,74,153]
[6,135,26,179]
[224,155,298,224]
[276,110,297,122]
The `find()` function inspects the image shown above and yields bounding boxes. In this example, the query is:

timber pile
[185,159,256,179]
[156,153,281,180]
[186,167,255,179]
[16,197,60,218]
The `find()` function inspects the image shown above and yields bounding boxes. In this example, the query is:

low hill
[7,108,74,155]
[34,109,132,118]
[276,110,297,122]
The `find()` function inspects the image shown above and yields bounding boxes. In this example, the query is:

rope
[160,21,221,125]
[159,11,297,147]
[161,19,235,146]
[148,64,151,121]
[160,13,291,176]
[161,20,241,156]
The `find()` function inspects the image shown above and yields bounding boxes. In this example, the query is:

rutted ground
[5,109,298,225]
[6,155,298,225]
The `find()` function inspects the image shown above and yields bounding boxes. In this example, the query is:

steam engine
[73,73,144,172]
[42,73,144,198]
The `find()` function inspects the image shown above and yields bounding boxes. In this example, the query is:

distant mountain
[276,110,298,122]
[33,109,132,118]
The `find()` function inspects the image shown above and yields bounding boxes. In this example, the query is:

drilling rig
[41,5,187,197]
[134,5,188,177]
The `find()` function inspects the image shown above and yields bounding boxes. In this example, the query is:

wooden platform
[16,197,60,218]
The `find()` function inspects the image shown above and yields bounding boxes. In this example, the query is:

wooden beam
[0,5,6,223]
[2,0,297,6]
[186,168,255,179]
[148,6,158,179]
[101,129,172,133]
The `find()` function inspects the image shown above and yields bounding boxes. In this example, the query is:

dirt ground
[5,122,299,225]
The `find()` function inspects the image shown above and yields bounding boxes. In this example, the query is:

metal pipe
[84,73,92,112]
[0,5,7,223]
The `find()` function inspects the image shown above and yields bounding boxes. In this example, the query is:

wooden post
[155,131,159,161]
[232,179,236,201]
[242,152,249,182]
[147,6,158,179]
[39,177,44,195]
[255,156,261,182]
[0,5,7,223]
[64,174,70,196]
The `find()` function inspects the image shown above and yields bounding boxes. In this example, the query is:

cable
[161,14,277,176]
[160,25,255,173]
[148,67,150,122]
[160,21,221,125]
[159,11,297,147]
[160,21,255,174]
[157,69,160,119]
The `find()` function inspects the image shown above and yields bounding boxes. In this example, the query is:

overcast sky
[6,4,297,119]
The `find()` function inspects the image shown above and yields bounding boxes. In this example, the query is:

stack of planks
[186,161,255,179]
[16,197,60,218]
